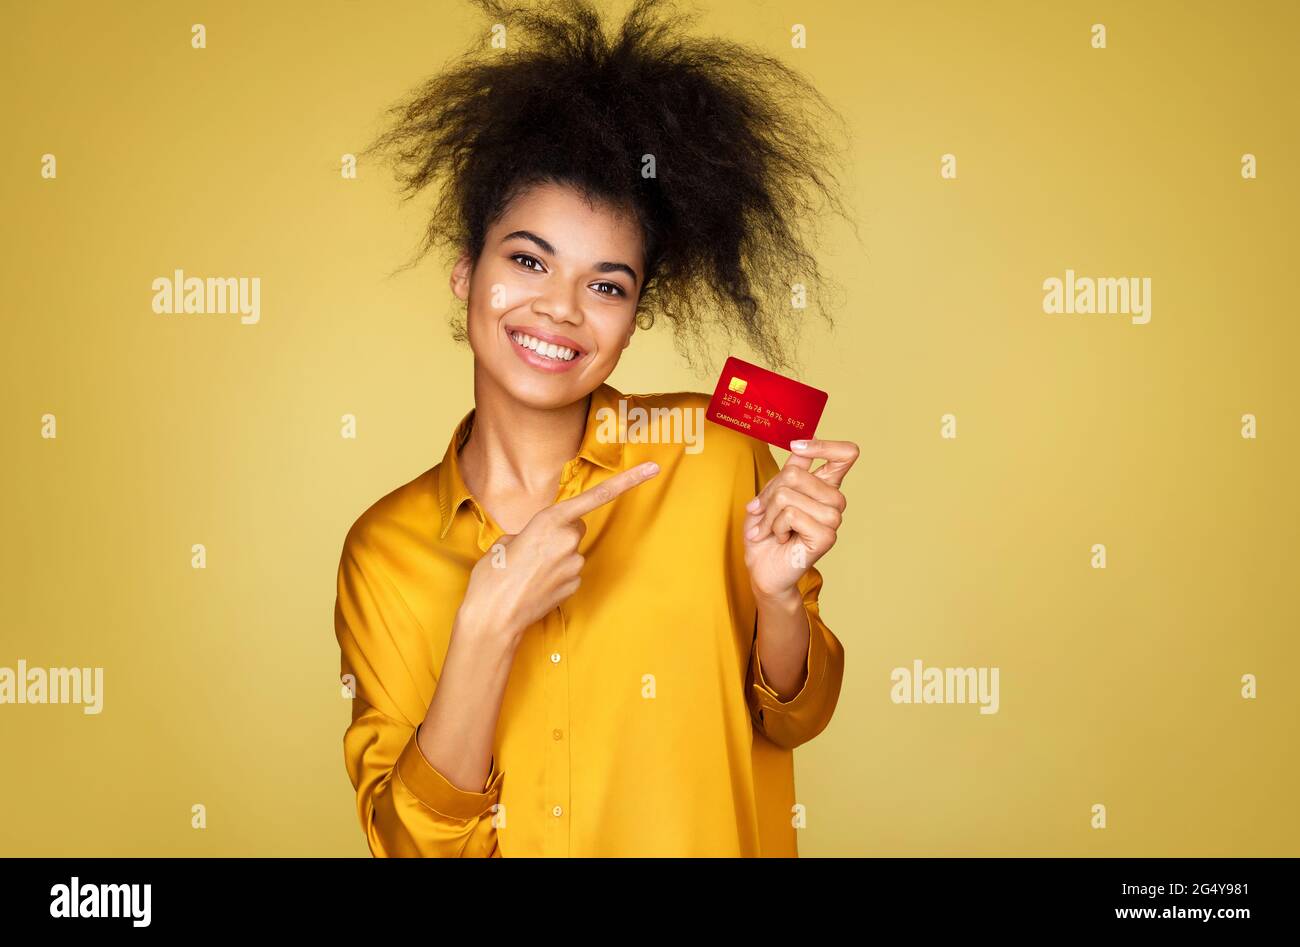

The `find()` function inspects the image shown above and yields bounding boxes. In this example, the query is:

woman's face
[452,180,645,409]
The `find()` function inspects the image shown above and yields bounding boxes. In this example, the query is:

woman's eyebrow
[503,229,557,255]
[502,229,639,286]
[593,260,640,286]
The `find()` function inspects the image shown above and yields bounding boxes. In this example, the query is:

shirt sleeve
[742,438,847,750]
[335,534,502,857]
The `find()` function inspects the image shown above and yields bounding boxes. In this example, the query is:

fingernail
[642,462,660,475]
[746,524,760,539]
[745,497,761,512]
[790,440,808,450]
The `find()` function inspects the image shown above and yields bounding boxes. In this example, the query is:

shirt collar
[435,382,626,540]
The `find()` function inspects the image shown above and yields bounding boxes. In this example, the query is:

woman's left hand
[743,438,859,601]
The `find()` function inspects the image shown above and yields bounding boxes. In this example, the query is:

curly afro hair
[366,0,854,374]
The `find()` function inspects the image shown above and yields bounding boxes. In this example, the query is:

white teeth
[510,331,579,362]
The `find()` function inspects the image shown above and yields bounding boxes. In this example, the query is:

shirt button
[549,652,561,664]
[552,728,563,741]
[552,805,563,817]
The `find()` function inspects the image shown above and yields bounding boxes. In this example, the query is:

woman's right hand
[457,461,661,644]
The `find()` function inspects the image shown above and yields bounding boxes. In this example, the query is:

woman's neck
[458,370,592,505]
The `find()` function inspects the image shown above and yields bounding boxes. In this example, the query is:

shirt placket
[471,460,584,857]
[543,456,583,857]
[543,604,571,856]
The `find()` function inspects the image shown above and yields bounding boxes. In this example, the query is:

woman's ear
[621,316,637,350]
[449,250,473,301]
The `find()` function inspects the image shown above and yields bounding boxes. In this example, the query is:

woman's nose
[531,280,583,324]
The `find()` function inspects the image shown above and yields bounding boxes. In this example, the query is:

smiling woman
[334,0,857,857]
[452,181,647,406]
[365,0,852,374]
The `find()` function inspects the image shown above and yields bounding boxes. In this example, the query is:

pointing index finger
[551,461,661,521]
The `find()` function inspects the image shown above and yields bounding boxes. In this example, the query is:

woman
[335,0,858,856]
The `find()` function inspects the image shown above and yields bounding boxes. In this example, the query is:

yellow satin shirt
[333,381,845,856]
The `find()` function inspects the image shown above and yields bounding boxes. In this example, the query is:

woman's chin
[494,368,595,410]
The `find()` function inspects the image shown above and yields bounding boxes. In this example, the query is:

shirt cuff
[397,726,504,821]
[749,603,825,715]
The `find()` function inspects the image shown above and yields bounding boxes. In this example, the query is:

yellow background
[2,0,1296,856]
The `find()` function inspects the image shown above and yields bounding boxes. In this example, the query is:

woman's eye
[511,253,544,271]
[592,281,625,297]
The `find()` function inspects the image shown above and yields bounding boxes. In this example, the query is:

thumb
[782,451,814,473]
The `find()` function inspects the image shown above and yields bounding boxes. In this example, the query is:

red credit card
[704,356,828,451]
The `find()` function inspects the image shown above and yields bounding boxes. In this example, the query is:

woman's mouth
[506,326,586,373]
